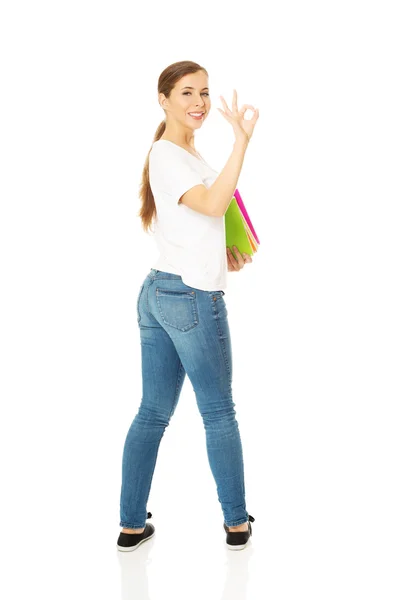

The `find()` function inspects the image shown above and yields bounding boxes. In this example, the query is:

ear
[158,92,168,110]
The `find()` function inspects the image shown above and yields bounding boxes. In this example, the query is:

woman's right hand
[217,89,259,143]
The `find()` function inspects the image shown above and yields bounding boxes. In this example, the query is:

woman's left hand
[226,246,253,271]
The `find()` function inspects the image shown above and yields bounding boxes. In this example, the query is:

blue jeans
[119,268,249,528]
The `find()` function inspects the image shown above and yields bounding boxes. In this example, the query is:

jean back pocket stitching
[156,288,199,332]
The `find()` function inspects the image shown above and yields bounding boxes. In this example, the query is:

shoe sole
[116,529,155,552]
[225,536,251,551]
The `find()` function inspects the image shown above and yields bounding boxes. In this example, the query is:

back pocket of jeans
[156,288,199,332]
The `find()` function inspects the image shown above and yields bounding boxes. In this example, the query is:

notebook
[225,189,259,257]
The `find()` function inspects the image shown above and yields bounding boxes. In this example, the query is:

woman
[117,60,259,552]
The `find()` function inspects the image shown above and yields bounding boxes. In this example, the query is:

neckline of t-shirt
[153,139,212,168]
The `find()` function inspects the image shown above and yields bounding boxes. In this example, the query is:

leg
[148,278,249,528]
[119,310,186,530]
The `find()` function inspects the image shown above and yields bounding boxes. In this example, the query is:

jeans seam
[146,278,153,315]
[137,284,145,325]
[225,516,249,527]
[120,521,146,529]
[170,361,184,418]
[213,298,231,379]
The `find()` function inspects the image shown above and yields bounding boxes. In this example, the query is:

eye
[183,92,209,96]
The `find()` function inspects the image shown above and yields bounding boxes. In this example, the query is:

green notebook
[224,189,259,257]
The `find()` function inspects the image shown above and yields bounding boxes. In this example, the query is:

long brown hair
[138,60,208,233]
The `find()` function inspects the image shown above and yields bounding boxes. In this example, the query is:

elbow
[210,209,223,218]
[208,201,225,218]
[212,207,226,218]
[205,191,226,218]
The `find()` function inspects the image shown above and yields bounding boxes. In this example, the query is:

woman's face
[159,70,211,130]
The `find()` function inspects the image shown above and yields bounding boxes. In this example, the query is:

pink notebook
[234,189,260,245]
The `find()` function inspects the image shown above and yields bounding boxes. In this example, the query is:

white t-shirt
[148,139,228,292]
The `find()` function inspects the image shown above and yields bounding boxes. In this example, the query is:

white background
[1,1,399,599]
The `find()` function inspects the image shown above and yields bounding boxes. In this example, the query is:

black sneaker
[223,514,255,551]
[117,512,155,552]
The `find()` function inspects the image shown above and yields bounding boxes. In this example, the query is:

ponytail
[138,120,166,233]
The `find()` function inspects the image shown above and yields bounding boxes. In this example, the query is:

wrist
[233,135,249,151]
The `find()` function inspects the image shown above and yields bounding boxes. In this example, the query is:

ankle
[121,527,145,534]
[227,522,248,532]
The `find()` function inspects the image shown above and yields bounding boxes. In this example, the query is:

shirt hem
[152,259,227,292]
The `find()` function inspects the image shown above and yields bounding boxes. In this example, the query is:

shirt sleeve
[149,143,205,204]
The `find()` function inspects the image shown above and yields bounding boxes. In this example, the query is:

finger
[217,107,232,122]
[226,252,232,271]
[227,247,236,262]
[227,247,240,270]
[227,250,235,270]
[251,108,259,123]
[250,108,259,123]
[239,104,256,118]
[232,89,238,113]
[232,246,245,268]
[219,95,232,116]
[242,253,253,263]
[219,109,234,123]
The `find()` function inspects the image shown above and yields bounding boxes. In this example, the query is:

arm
[206,137,249,217]
[179,138,248,217]
[180,89,258,217]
